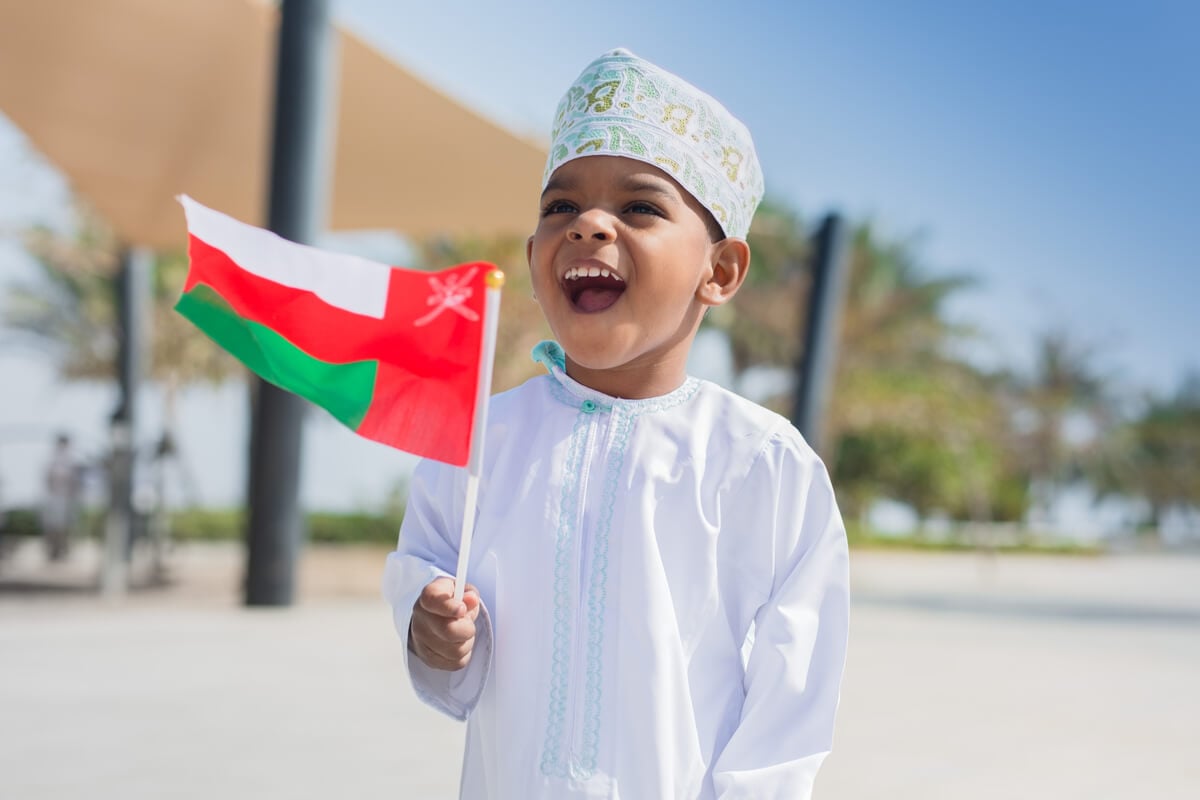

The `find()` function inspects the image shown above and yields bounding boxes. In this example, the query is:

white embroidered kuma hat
[542,47,764,240]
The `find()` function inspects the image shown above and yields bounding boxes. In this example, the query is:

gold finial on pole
[485,268,506,289]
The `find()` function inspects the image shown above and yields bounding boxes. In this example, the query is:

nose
[567,209,615,242]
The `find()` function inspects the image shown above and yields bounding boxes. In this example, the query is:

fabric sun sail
[175,195,493,467]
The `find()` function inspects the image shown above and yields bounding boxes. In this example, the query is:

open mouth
[564,265,626,313]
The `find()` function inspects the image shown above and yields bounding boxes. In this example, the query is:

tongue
[577,287,622,312]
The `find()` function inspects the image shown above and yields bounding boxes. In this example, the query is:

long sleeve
[711,433,850,799]
[382,458,493,721]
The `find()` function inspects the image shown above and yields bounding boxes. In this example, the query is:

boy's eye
[626,202,662,216]
[542,199,577,216]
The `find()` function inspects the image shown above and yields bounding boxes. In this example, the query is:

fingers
[412,604,477,645]
[410,579,483,671]
[417,579,483,619]
[418,577,468,618]
[411,624,476,671]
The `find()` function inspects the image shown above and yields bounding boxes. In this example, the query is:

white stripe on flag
[178,195,390,319]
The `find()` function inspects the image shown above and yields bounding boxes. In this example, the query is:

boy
[384,48,849,799]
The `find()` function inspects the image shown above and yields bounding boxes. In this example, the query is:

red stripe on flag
[184,234,488,466]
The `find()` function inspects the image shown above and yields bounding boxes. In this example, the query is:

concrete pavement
[1,542,1197,798]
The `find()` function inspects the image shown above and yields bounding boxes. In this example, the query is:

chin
[552,332,628,368]
[560,345,625,372]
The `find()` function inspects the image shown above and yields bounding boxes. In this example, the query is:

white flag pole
[453,268,504,602]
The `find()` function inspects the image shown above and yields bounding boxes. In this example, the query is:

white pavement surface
[1,543,1198,799]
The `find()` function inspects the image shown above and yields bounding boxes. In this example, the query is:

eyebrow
[541,172,680,201]
[619,177,679,200]
[541,175,575,196]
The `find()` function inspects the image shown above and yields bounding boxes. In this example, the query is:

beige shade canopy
[0,0,547,250]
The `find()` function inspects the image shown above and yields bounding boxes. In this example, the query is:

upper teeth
[565,266,623,281]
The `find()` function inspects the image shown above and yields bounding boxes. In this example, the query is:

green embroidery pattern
[541,48,763,239]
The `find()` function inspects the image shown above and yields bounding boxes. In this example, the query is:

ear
[697,238,750,307]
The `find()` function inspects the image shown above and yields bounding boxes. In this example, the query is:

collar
[530,340,700,414]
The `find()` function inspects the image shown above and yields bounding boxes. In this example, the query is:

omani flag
[175,195,495,467]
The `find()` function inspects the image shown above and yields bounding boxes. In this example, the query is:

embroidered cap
[543,48,764,240]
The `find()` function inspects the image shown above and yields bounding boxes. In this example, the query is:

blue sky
[333,0,1198,392]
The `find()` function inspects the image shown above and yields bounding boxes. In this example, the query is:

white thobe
[384,343,849,799]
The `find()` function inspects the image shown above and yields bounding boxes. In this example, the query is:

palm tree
[716,203,1012,523]
[1011,330,1114,523]
[3,209,120,378]
[833,227,1020,523]
[1093,375,1200,533]
[3,206,236,410]
[3,206,235,530]
[830,225,978,433]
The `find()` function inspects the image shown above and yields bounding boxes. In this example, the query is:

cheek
[529,255,553,286]
[527,250,557,299]
[528,235,554,270]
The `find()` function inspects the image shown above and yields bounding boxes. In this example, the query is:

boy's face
[527,155,736,397]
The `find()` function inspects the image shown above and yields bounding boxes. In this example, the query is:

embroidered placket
[576,402,632,776]
[566,411,603,779]
[540,402,593,778]
[532,342,702,781]
[541,397,623,781]
[539,395,698,780]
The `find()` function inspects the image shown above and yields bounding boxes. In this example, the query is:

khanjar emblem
[414,267,480,327]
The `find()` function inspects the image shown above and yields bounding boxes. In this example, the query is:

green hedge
[168,508,403,544]
[844,519,1101,555]
[1,506,405,545]
[6,505,1097,554]
[169,508,242,541]
[307,511,403,544]
[0,507,41,537]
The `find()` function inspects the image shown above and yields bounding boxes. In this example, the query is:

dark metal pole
[793,213,851,457]
[245,0,335,606]
[102,245,151,595]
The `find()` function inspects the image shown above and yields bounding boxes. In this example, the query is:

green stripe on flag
[177,284,377,430]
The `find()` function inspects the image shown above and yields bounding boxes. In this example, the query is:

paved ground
[1,540,1197,799]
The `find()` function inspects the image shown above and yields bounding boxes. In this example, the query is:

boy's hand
[408,577,481,671]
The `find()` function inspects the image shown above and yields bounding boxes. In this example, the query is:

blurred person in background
[42,432,81,561]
